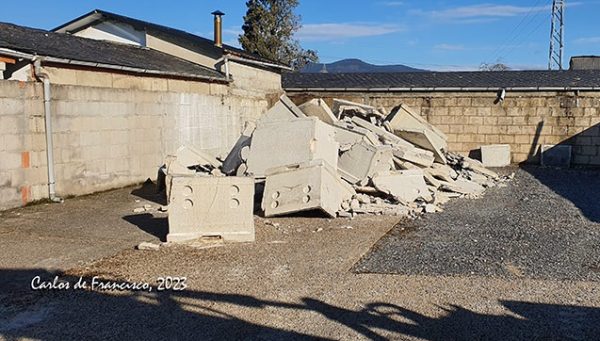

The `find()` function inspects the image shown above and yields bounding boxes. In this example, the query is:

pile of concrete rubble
[162,95,510,223]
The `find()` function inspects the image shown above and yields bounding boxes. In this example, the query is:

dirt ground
[1,167,600,340]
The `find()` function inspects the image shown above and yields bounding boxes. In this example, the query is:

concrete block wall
[287,91,600,166]
[1,67,276,210]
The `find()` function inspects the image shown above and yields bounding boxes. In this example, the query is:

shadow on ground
[122,214,168,242]
[521,165,600,223]
[1,269,599,340]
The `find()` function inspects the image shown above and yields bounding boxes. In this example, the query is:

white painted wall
[74,21,146,46]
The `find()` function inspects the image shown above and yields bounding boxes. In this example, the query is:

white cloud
[380,1,404,6]
[297,23,403,42]
[415,2,583,21]
[434,44,466,51]
[574,36,600,44]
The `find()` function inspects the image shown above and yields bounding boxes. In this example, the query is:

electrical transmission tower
[548,0,565,70]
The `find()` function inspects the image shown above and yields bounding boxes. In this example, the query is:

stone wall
[0,67,276,210]
[287,91,600,166]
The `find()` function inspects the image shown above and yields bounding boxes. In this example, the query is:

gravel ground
[1,167,600,340]
[355,167,600,281]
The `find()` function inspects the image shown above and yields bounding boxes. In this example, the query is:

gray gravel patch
[354,167,600,281]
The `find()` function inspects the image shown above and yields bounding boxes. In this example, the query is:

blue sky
[2,1,599,70]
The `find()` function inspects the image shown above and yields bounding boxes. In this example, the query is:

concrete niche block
[262,160,355,218]
[338,142,393,185]
[541,145,572,167]
[246,117,339,177]
[167,176,255,243]
[480,144,511,167]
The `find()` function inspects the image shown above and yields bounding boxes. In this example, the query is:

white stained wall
[73,21,146,46]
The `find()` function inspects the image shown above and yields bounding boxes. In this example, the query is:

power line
[548,0,565,69]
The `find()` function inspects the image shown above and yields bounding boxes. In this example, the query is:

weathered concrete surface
[481,144,511,167]
[247,117,339,177]
[262,160,355,217]
[168,176,255,242]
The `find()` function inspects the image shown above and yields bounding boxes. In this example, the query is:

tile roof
[53,9,285,68]
[0,22,227,81]
[283,70,600,90]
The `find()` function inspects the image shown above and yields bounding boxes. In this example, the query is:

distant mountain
[301,58,427,73]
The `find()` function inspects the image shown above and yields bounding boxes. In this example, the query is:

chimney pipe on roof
[211,10,224,48]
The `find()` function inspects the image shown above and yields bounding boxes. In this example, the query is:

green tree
[239,0,318,70]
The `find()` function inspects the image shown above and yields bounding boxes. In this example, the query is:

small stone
[425,204,439,213]
[316,227,324,232]
[143,204,153,210]
[158,206,168,212]
[341,225,354,229]
[341,201,351,211]
[350,199,361,210]
[135,200,141,203]
[137,242,160,251]
[133,207,146,213]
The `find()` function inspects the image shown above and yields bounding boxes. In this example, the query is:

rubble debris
[167,175,255,243]
[133,207,146,213]
[246,117,339,177]
[136,242,160,251]
[480,144,511,168]
[261,160,355,218]
[162,96,511,243]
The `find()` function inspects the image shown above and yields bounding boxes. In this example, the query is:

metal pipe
[33,57,63,203]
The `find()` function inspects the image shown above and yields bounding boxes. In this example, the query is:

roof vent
[211,10,225,48]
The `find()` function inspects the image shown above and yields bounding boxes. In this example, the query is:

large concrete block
[338,142,393,185]
[257,95,305,125]
[372,169,431,203]
[246,117,339,177]
[481,144,511,167]
[262,160,355,218]
[541,145,572,167]
[298,99,337,125]
[167,176,255,243]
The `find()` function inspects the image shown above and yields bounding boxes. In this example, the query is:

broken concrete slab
[426,163,458,183]
[246,117,339,177]
[338,142,393,185]
[221,135,252,175]
[386,103,448,141]
[372,169,431,203]
[262,160,356,218]
[258,95,306,125]
[167,175,255,243]
[439,178,485,195]
[350,116,414,148]
[394,127,447,164]
[333,99,385,119]
[333,126,364,151]
[481,144,511,167]
[299,99,338,125]
[175,145,221,169]
[391,146,435,168]
[541,144,572,168]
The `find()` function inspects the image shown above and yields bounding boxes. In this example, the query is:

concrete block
[222,134,252,175]
[372,169,431,203]
[167,175,255,243]
[541,145,572,167]
[246,117,339,177]
[299,99,337,125]
[480,144,511,167]
[258,95,306,125]
[338,142,393,185]
[262,160,355,218]
[332,99,385,118]
[386,104,448,164]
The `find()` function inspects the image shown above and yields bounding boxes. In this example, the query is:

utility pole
[548,0,565,70]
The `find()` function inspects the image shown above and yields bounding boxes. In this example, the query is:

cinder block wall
[287,91,600,166]
[0,67,278,210]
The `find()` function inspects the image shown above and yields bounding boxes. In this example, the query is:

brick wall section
[287,91,600,166]
[0,71,277,210]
